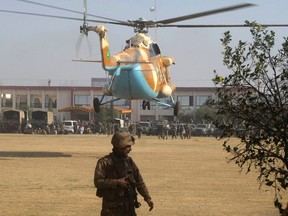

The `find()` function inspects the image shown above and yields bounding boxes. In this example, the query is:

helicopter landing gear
[93,98,101,113]
[142,100,151,110]
[173,101,180,116]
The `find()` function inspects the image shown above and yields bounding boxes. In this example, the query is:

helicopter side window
[149,43,161,57]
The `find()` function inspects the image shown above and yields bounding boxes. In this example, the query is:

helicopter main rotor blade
[83,0,87,25]
[156,3,255,25]
[0,9,128,26]
[18,0,129,24]
[159,24,288,28]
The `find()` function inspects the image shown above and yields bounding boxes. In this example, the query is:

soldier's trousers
[101,203,136,216]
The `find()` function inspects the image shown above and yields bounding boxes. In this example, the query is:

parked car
[62,120,78,134]
[193,124,215,136]
[147,124,159,136]
[193,124,208,136]
[211,127,223,137]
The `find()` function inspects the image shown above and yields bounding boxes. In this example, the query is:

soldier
[136,123,143,139]
[170,123,177,139]
[94,131,154,216]
[162,123,169,140]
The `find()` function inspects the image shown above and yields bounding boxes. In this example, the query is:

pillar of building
[42,90,45,109]
[0,91,2,109]
[12,90,16,109]
[27,89,30,109]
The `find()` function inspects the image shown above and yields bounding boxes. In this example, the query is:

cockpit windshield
[149,43,161,57]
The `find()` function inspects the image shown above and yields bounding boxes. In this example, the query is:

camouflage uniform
[94,132,152,216]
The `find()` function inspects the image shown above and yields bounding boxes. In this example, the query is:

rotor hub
[80,23,89,36]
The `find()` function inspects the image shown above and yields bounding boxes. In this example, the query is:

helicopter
[1,1,288,116]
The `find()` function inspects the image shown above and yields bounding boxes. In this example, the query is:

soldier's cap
[111,131,135,148]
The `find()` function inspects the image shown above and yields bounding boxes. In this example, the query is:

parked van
[2,109,25,133]
[113,118,124,128]
[138,121,152,134]
[62,120,78,134]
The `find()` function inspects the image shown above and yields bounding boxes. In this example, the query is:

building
[0,82,217,122]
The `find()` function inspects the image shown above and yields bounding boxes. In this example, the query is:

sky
[0,0,287,87]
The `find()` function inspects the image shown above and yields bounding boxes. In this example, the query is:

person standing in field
[136,123,143,139]
[94,131,154,216]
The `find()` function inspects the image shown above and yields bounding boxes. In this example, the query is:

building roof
[0,85,102,91]
[58,105,132,114]
[58,105,94,113]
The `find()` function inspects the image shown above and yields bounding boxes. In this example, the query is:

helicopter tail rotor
[77,0,93,59]
[75,33,92,59]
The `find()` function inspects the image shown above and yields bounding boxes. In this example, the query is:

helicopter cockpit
[149,43,161,57]
[124,33,161,57]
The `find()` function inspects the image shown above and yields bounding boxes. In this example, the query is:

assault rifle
[126,171,141,216]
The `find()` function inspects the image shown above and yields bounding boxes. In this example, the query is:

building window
[196,95,211,106]
[1,94,13,108]
[113,98,127,107]
[177,96,193,109]
[16,94,28,109]
[30,94,42,108]
[45,95,57,109]
[74,95,90,106]
[158,98,173,110]
[94,96,130,109]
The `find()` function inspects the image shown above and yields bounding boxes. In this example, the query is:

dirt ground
[0,134,281,216]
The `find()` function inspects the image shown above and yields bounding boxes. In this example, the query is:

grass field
[0,134,280,216]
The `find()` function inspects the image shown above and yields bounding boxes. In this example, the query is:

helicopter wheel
[142,100,151,110]
[93,98,101,113]
[142,100,147,110]
[173,101,180,116]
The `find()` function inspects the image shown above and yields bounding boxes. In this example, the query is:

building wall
[57,90,73,121]
[0,85,217,122]
[131,100,174,122]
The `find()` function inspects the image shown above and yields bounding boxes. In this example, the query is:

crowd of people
[0,118,198,140]
[151,122,194,140]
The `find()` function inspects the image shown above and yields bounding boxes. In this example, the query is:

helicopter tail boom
[87,25,116,70]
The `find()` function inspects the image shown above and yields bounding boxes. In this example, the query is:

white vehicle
[114,118,124,128]
[62,120,78,133]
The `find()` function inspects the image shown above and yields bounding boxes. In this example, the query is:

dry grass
[0,134,280,216]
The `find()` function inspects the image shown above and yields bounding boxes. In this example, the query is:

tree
[208,21,288,214]
[194,104,218,124]
[94,106,119,123]
[177,112,194,123]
